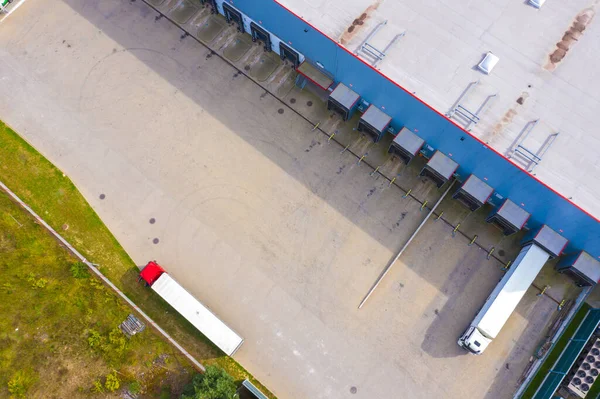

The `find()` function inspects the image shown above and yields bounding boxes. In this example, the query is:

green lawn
[0,187,192,397]
[521,302,590,398]
[0,121,274,397]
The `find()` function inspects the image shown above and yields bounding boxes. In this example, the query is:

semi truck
[140,261,244,356]
[458,225,567,355]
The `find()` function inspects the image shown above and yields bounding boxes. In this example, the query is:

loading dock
[557,251,600,287]
[279,42,300,68]
[327,83,360,121]
[486,199,530,236]
[223,3,244,33]
[523,224,568,258]
[453,175,494,211]
[388,127,424,164]
[296,61,333,91]
[419,151,458,188]
[250,22,271,52]
[357,105,392,142]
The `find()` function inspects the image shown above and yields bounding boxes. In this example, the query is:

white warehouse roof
[280,0,600,221]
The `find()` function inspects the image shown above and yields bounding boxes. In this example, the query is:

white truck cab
[458,326,492,355]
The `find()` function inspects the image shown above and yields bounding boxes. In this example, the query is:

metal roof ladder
[510,119,559,172]
[355,21,406,68]
[447,81,497,131]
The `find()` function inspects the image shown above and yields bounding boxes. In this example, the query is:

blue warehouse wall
[225,0,600,259]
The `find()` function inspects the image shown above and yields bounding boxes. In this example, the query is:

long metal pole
[358,180,456,309]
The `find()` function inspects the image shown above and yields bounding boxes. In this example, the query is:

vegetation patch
[0,190,193,397]
[182,366,238,399]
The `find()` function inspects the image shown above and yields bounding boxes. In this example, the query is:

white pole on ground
[358,180,456,309]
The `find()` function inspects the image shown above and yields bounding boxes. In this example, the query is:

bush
[107,327,127,354]
[7,370,35,398]
[91,379,104,393]
[87,329,104,349]
[70,262,90,279]
[25,272,47,289]
[181,365,237,399]
[104,371,120,392]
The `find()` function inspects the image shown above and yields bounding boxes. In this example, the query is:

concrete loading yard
[0,0,599,398]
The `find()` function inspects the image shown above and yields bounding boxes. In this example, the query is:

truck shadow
[482,292,557,399]
[419,240,504,359]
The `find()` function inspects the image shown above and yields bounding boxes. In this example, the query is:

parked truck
[458,224,568,354]
[140,261,244,356]
[458,243,550,354]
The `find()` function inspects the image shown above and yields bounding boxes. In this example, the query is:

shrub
[104,371,120,392]
[70,262,90,279]
[25,272,48,289]
[32,278,48,289]
[89,278,105,291]
[7,370,35,398]
[108,327,127,354]
[181,365,237,399]
[87,329,104,349]
[91,379,104,393]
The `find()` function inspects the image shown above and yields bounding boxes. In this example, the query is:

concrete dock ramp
[197,15,226,43]
[168,0,200,24]
[223,34,253,62]
[249,52,281,82]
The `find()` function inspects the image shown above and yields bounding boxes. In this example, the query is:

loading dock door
[388,127,424,164]
[250,22,271,52]
[557,251,600,287]
[327,83,360,121]
[279,42,300,68]
[523,224,567,258]
[419,151,458,188]
[485,199,530,236]
[358,105,392,143]
[452,175,493,211]
[200,0,217,13]
[223,3,244,33]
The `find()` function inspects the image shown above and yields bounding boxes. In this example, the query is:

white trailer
[140,262,243,356]
[458,225,567,355]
